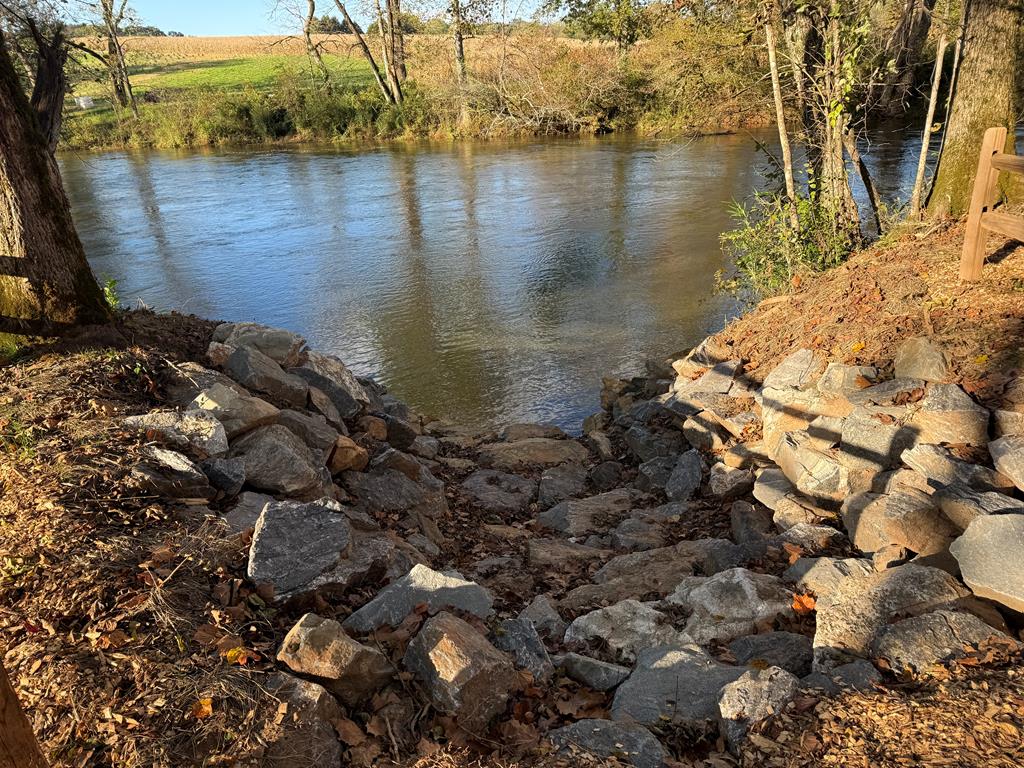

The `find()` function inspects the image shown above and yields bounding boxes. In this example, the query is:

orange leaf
[782,542,804,565]
[191,698,213,720]
[792,593,816,615]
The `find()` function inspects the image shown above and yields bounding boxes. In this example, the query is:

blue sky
[129,1,291,36]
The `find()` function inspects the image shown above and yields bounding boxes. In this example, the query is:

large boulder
[537,489,638,537]
[478,438,588,470]
[762,349,823,391]
[776,432,849,505]
[625,424,685,463]
[461,469,537,516]
[492,618,553,682]
[665,450,703,501]
[130,446,215,500]
[950,513,1024,612]
[343,467,447,542]
[290,350,371,419]
[760,388,852,458]
[729,631,813,677]
[988,435,1024,491]
[403,612,516,732]
[842,489,958,556]
[223,345,308,407]
[901,444,1014,493]
[123,409,228,458]
[611,645,745,727]
[718,667,800,753]
[538,463,588,508]
[277,613,393,705]
[262,674,343,767]
[894,337,950,383]
[911,384,990,446]
[548,719,665,768]
[343,564,493,633]
[230,424,325,496]
[564,600,690,663]
[934,484,1024,531]
[212,322,307,367]
[839,406,918,471]
[189,382,279,439]
[247,499,351,596]
[783,556,874,599]
[277,409,339,459]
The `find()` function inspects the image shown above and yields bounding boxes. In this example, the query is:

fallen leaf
[191,698,213,720]
[792,593,816,615]
[334,717,366,746]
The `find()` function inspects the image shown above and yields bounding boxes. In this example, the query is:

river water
[59,127,927,429]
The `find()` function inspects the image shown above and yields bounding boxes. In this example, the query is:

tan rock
[329,435,369,473]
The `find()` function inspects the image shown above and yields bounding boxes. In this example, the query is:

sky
[128,1,293,36]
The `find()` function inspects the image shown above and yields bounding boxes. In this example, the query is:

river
[59,127,928,429]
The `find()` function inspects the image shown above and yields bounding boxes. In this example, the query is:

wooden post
[0,661,48,768]
[960,126,1007,280]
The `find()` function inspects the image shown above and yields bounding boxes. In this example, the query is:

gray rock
[902,444,1014,493]
[872,609,1016,677]
[706,464,755,500]
[817,362,879,396]
[681,358,742,395]
[344,467,447,542]
[611,645,745,727]
[130,446,215,499]
[277,613,392,706]
[556,653,631,691]
[845,377,926,407]
[384,414,418,450]
[478,438,589,470]
[635,501,689,522]
[248,498,351,595]
[665,450,703,501]
[763,349,822,391]
[783,557,874,598]
[840,406,918,471]
[403,612,516,732]
[223,491,273,533]
[625,424,684,463]
[519,595,566,638]
[753,468,796,511]
[776,432,849,504]
[224,345,308,407]
[813,564,969,670]
[682,413,728,453]
[548,719,665,768]
[718,667,800,753]
[262,674,343,767]
[409,435,440,460]
[590,460,625,492]
[461,469,537,515]
[189,382,279,439]
[212,322,307,367]
[774,495,834,531]
[662,568,794,645]
[587,430,616,461]
[843,489,957,556]
[538,463,587,508]
[950,513,1024,612]
[230,424,324,496]
[583,411,610,434]
[989,435,1024,491]
[123,409,228,458]
[164,361,246,406]
[873,543,911,570]
[538,489,638,537]
[200,456,245,496]
[277,409,339,459]
[759,387,853,458]
[911,384,990,446]
[894,337,950,382]
[291,350,370,419]
[935,484,1024,531]
[564,600,690,663]
[729,632,814,677]
[806,415,844,451]
[303,529,397,596]
[634,455,676,493]
[772,522,847,554]
[730,500,774,545]
[994,409,1024,438]
[802,659,880,694]
[493,618,553,681]
[499,423,565,441]
[611,517,666,551]
[344,564,493,632]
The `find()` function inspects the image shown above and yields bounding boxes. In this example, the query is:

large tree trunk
[0,32,109,332]
[332,0,395,103]
[927,0,1021,217]
[0,660,48,768]
[766,20,799,231]
[867,0,938,116]
[27,24,67,155]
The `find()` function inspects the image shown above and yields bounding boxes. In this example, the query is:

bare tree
[866,0,938,116]
[332,0,397,102]
[303,0,333,91]
[764,6,798,230]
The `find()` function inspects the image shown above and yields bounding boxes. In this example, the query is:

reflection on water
[59,130,926,429]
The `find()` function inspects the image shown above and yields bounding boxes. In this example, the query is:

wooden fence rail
[961,126,1024,280]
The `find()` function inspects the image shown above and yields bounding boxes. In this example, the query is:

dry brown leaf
[334,717,366,746]
[191,698,213,720]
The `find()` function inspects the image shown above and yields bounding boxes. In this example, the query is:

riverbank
[2,223,1023,767]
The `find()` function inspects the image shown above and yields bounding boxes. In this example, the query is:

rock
[783,557,874,598]
[753,468,795,511]
[407,532,440,558]
[950,513,1024,612]
[303,529,397,596]
[131,446,215,499]
[894,337,950,382]
[801,659,880,694]
[538,489,638,537]
[679,358,742,395]
[902,444,1014,492]
[843,489,957,556]
[776,432,849,505]
[772,522,847,554]
[872,609,1016,678]
[839,406,918,471]
[230,425,324,496]
[537,463,587,508]
[806,415,844,451]
[262,674,343,767]
[994,409,1024,437]
[548,719,665,768]
[706,464,755,500]
[611,645,745,727]
[611,518,666,551]
[410,435,440,459]
[461,469,537,516]
[845,379,925,410]
[343,468,447,543]
[308,386,346,431]
[661,568,794,645]
[206,341,234,367]
[625,424,684,463]
[873,544,911,570]
[359,415,389,441]
[328,435,369,473]
[164,362,246,406]
[760,387,853,457]
[344,564,493,633]
[527,538,611,568]
[683,413,728,453]
[519,595,566,638]
[583,412,610,434]
[762,349,822,391]
[500,423,565,441]
[556,653,630,691]
[403,612,516,732]
[817,362,879,396]
[873,468,936,495]
[123,409,228,458]
[634,456,675,493]
[731,500,774,545]
[212,322,307,367]
[718,667,800,753]
[813,564,969,670]
[722,441,771,469]
[590,460,624,491]
[564,600,690,663]
[672,336,730,378]
[247,499,351,596]
[774,495,833,530]
[223,346,308,407]
[277,409,338,458]
[189,383,279,439]
[665,450,703,501]
[292,350,371,419]
[934,484,1024,530]
[989,435,1024,491]
[729,632,814,677]
[586,431,616,461]
[223,491,273,533]
[493,618,553,681]
[478,438,588,470]
[384,415,418,450]
[911,384,990,446]
[200,457,245,496]
[635,501,689,522]
[277,613,392,706]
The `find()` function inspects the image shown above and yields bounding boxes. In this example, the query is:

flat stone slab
[123,409,228,458]
[934,484,1024,531]
[190,382,279,439]
[548,719,665,768]
[902,444,1014,493]
[762,349,822,391]
[950,513,1024,612]
[343,564,493,632]
[527,538,611,568]
[478,437,588,470]
[461,469,537,515]
[538,463,587,508]
[537,488,638,537]
[565,599,690,663]
[499,423,566,441]
[130,446,215,500]
[784,557,874,599]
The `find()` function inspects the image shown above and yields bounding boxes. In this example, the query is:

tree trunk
[0,32,109,332]
[765,20,799,231]
[910,28,948,215]
[374,0,403,103]
[0,659,47,768]
[27,24,67,155]
[332,0,395,103]
[452,0,467,84]
[388,0,407,82]
[867,0,938,116]
[927,0,1021,217]
[303,0,333,92]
